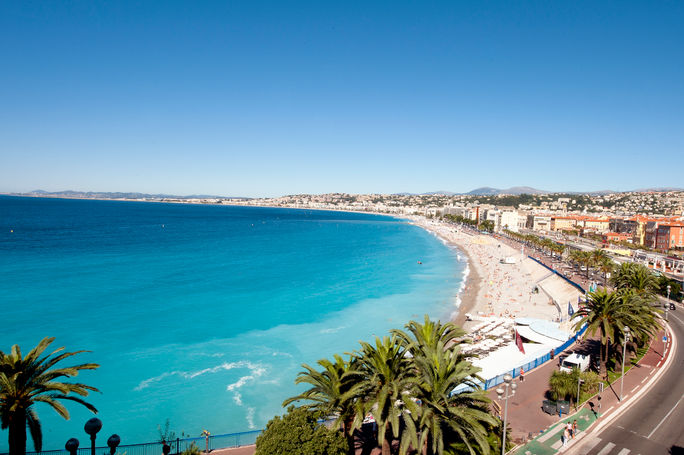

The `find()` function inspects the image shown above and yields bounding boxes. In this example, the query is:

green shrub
[255,406,347,455]
[181,442,201,455]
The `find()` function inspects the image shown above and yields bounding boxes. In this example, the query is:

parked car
[559,353,591,373]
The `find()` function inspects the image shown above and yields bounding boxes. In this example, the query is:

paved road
[571,310,684,455]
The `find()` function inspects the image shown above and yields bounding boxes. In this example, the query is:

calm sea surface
[0,196,464,450]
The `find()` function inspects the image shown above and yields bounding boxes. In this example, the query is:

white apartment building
[532,215,552,232]
[501,208,525,232]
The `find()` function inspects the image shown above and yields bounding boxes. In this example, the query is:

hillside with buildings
[226,191,684,256]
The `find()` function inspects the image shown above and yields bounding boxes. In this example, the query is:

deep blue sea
[0,196,464,451]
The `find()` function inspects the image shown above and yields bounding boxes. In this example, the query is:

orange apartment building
[654,223,684,251]
[603,232,632,243]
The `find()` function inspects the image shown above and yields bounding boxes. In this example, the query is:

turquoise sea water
[0,196,464,451]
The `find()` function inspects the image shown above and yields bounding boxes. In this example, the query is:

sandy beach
[412,218,573,330]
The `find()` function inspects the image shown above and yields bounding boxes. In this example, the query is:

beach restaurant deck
[462,316,574,390]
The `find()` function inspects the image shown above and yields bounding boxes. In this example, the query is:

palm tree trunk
[343,418,355,455]
[8,410,27,455]
[382,431,391,455]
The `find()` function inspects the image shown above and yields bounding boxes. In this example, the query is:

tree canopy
[0,337,100,455]
[255,405,347,455]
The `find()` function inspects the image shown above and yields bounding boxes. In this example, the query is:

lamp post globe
[84,417,103,455]
[84,418,102,436]
[107,435,121,455]
[65,438,80,455]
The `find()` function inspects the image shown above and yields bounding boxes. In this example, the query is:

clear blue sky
[1,1,682,197]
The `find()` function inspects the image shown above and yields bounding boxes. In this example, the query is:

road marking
[647,393,684,438]
[604,405,614,414]
[641,377,647,384]
[577,437,601,454]
[617,448,631,455]
[596,442,616,455]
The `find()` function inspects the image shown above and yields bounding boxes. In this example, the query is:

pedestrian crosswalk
[574,436,641,455]
[595,442,615,455]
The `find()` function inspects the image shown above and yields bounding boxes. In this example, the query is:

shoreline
[411,217,566,329]
[409,218,484,327]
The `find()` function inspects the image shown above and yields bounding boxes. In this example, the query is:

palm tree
[0,337,99,455]
[391,316,465,358]
[283,354,362,454]
[610,263,660,299]
[355,336,419,455]
[568,250,589,275]
[412,345,494,455]
[596,256,615,287]
[571,289,627,375]
[393,318,493,455]
[548,370,576,402]
[590,249,610,267]
[616,291,662,347]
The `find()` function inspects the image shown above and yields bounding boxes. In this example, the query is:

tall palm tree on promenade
[597,256,615,287]
[0,337,99,455]
[616,292,662,347]
[571,289,628,375]
[569,250,593,278]
[573,289,662,376]
[282,354,362,454]
[356,336,419,455]
[610,263,660,299]
[590,249,610,267]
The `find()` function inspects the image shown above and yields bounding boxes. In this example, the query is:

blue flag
[568,302,574,316]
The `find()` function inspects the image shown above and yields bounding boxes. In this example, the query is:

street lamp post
[576,376,584,410]
[496,374,517,455]
[620,327,631,402]
[84,418,102,455]
[665,284,671,322]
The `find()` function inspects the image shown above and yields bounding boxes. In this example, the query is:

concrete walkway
[510,328,670,454]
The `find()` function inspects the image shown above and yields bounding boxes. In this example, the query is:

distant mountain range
[9,187,684,200]
[466,186,548,196]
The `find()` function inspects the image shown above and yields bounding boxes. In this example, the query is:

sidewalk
[509,329,670,454]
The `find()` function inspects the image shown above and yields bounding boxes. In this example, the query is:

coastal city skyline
[2,2,683,197]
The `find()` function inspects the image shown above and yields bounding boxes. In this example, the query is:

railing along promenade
[8,430,262,455]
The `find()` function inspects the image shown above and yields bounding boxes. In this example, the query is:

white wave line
[134,361,264,391]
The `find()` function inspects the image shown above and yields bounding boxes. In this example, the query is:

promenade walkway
[509,328,670,454]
